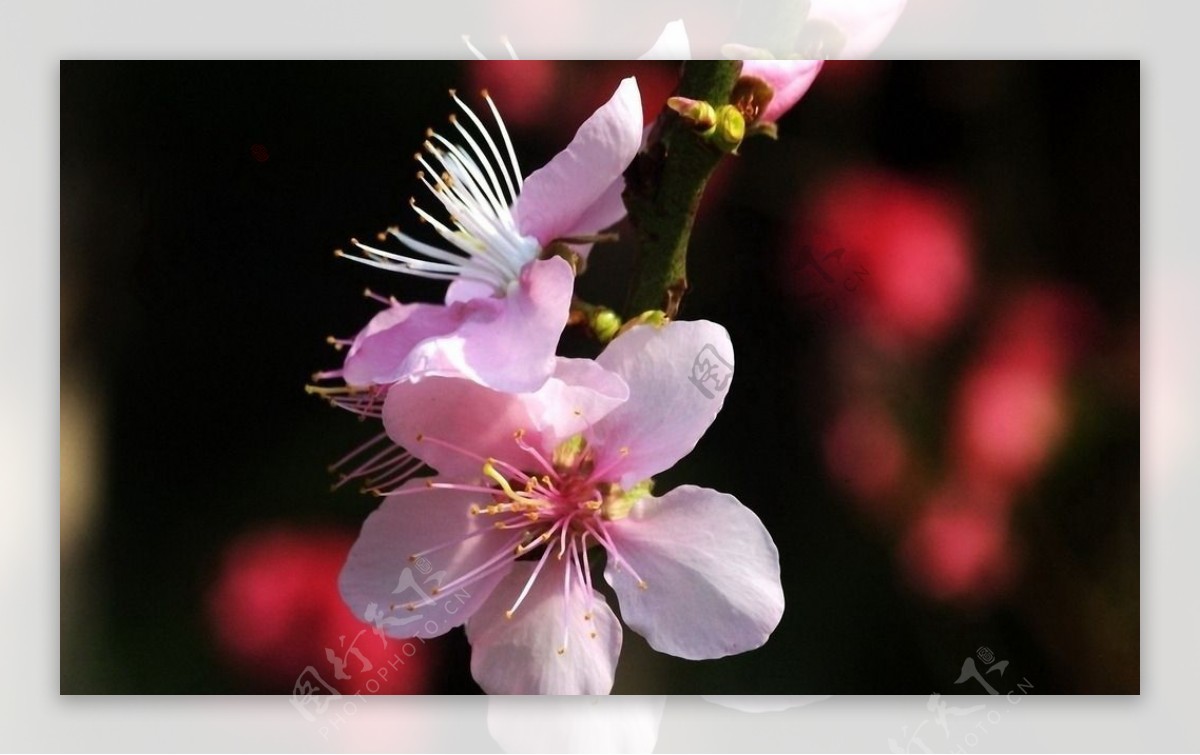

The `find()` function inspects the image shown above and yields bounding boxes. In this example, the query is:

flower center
[393,432,650,655]
[337,89,541,293]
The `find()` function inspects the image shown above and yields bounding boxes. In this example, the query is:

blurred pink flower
[791,168,974,349]
[951,284,1095,487]
[983,284,1099,380]
[953,357,1068,487]
[339,321,783,694]
[899,496,1015,603]
[822,399,909,512]
[466,61,560,129]
[327,78,643,394]
[207,525,434,693]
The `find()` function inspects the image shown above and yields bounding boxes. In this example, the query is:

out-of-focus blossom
[951,284,1096,487]
[898,495,1015,603]
[983,284,1099,380]
[822,399,909,511]
[466,61,559,129]
[791,168,974,349]
[206,525,433,693]
[322,78,643,394]
[953,355,1069,487]
[339,321,784,694]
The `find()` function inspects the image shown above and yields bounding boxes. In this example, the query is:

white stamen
[337,91,539,293]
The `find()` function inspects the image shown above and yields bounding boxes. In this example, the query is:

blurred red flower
[899,494,1015,603]
[466,61,560,129]
[789,168,975,349]
[823,399,910,514]
[206,524,435,693]
[951,284,1096,487]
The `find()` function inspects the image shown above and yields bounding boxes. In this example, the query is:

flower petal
[555,175,628,262]
[639,19,691,60]
[339,480,517,640]
[383,356,628,480]
[341,300,464,387]
[343,256,574,393]
[588,320,734,485]
[513,78,642,245]
[740,60,823,124]
[466,558,622,694]
[444,256,575,393]
[603,485,784,660]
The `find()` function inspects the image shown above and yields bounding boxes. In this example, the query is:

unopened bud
[589,308,622,343]
[710,105,746,154]
[619,310,669,336]
[667,96,717,132]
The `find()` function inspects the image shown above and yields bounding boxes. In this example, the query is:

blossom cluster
[312,68,815,694]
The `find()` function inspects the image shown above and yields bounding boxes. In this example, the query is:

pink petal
[383,356,628,480]
[338,480,516,640]
[740,60,824,124]
[588,320,734,486]
[513,78,642,245]
[343,256,574,393]
[441,256,575,393]
[554,175,628,262]
[603,485,784,660]
[465,559,622,694]
[341,299,463,387]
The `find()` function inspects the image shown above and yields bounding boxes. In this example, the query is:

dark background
[61,61,1139,694]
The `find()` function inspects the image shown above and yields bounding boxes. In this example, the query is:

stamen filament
[506,538,556,619]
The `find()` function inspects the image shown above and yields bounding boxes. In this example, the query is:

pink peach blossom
[327,78,643,394]
[339,321,784,694]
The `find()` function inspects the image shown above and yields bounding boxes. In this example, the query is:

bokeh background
[61,60,1138,694]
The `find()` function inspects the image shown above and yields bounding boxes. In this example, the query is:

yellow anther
[637,580,648,590]
[504,610,514,619]
[483,460,521,500]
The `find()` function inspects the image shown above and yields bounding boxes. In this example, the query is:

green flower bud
[710,104,746,154]
[668,96,718,133]
[589,308,623,343]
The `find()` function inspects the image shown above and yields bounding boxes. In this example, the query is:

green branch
[622,60,743,319]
